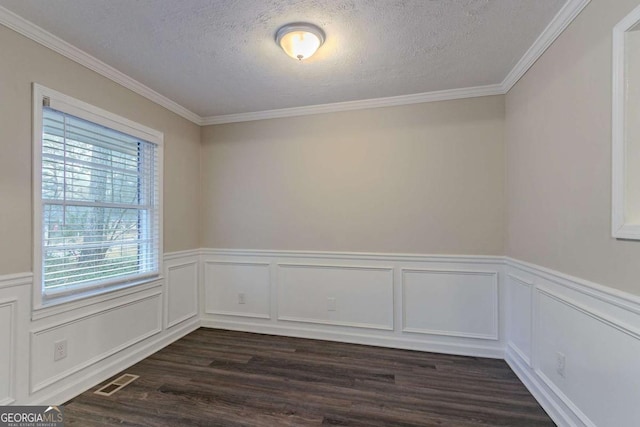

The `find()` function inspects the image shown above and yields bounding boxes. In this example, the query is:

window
[33,84,163,308]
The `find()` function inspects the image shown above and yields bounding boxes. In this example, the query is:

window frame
[612,5,640,239]
[32,83,164,311]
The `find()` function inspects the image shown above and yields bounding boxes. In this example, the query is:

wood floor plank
[64,328,554,426]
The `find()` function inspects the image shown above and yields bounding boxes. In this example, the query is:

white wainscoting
[164,252,200,329]
[505,258,640,427]
[200,249,505,358]
[4,248,640,427]
[0,273,31,406]
[0,300,15,405]
[30,290,163,393]
[506,273,533,366]
[0,250,201,406]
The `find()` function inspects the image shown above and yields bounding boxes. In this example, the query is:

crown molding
[0,6,201,125]
[201,0,590,125]
[0,1,590,126]
[200,84,504,125]
[500,0,590,92]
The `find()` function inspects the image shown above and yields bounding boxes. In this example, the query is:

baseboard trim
[505,345,578,427]
[28,317,200,405]
[200,318,504,359]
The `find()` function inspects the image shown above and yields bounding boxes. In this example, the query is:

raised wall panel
[277,264,394,330]
[402,269,499,340]
[534,287,640,427]
[200,251,505,358]
[0,299,16,405]
[507,273,533,365]
[204,261,270,319]
[165,261,198,328]
[30,292,162,393]
[0,274,31,405]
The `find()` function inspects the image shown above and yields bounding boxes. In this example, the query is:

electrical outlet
[556,352,566,378]
[327,297,337,311]
[54,340,67,361]
[238,292,246,304]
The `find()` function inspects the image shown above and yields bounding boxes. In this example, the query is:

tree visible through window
[40,107,159,296]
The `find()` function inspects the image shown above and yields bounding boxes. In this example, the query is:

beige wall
[201,96,505,255]
[505,0,640,296]
[0,25,201,275]
[9,0,636,298]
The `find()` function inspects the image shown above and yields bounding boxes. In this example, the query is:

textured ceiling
[0,0,566,117]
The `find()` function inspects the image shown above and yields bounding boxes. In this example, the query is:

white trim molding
[0,251,202,405]
[162,249,202,330]
[196,0,591,124]
[506,257,640,314]
[0,298,18,405]
[611,3,640,239]
[199,249,640,426]
[29,291,163,394]
[201,248,505,359]
[506,273,534,367]
[0,1,590,126]
[505,257,640,427]
[163,251,201,330]
[163,249,201,261]
[29,317,200,406]
[202,317,505,359]
[533,286,632,427]
[164,261,199,329]
[202,0,591,125]
[505,345,577,427]
[0,272,32,290]
[200,248,503,264]
[500,0,591,92]
[0,6,201,125]
[2,248,640,426]
[199,84,504,125]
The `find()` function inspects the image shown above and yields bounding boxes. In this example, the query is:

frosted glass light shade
[276,23,325,61]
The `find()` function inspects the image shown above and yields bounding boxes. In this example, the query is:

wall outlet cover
[556,351,566,378]
[54,340,67,361]
[327,297,337,311]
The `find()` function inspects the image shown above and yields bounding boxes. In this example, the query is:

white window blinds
[40,107,160,296]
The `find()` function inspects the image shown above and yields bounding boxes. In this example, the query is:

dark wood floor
[64,328,554,426]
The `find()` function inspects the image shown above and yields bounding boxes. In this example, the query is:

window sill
[32,276,163,321]
[612,223,640,240]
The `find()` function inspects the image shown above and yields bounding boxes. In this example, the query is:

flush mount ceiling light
[276,23,325,61]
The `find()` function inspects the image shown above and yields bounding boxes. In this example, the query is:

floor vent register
[94,374,139,396]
